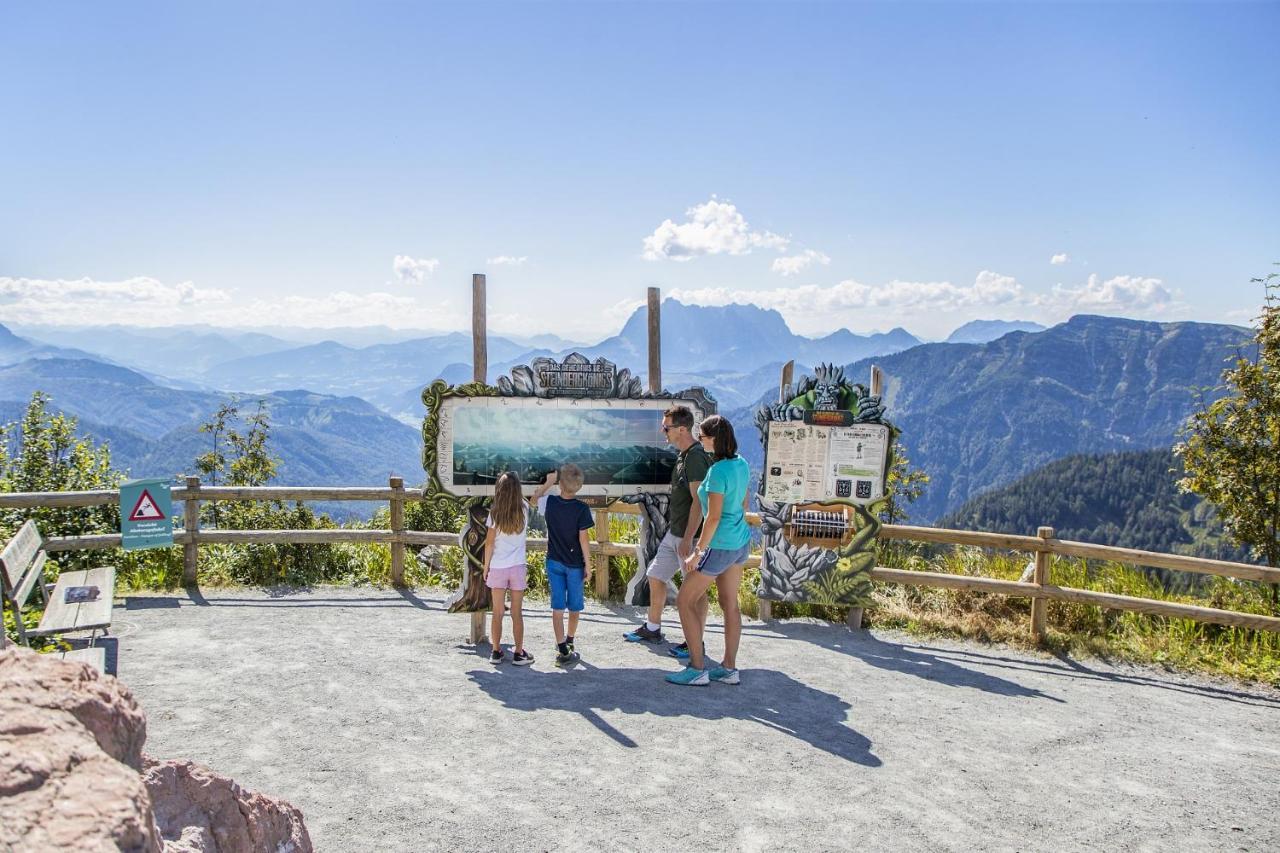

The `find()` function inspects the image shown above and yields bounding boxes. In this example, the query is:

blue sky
[1,1,1277,340]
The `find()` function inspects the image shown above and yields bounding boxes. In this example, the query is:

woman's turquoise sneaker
[664,666,710,686]
[709,666,740,685]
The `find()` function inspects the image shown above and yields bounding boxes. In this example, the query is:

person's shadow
[467,662,881,767]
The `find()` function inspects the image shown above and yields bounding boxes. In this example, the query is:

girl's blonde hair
[490,471,526,535]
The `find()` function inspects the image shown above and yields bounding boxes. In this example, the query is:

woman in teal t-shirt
[667,414,751,687]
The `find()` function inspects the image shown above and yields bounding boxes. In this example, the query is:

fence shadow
[766,621,1064,703]
[466,661,881,766]
[908,643,1280,709]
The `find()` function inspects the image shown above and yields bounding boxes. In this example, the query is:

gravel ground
[107,587,1280,852]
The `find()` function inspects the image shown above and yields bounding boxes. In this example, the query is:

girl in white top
[484,472,533,665]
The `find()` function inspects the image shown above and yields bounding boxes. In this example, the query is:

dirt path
[108,587,1279,852]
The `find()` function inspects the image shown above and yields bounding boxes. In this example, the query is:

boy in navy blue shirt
[531,464,594,665]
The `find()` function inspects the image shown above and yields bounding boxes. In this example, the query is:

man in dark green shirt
[624,406,711,644]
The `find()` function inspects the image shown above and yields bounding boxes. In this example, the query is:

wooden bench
[0,520,115,673]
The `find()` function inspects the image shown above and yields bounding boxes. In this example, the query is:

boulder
[145,758,312,853]
[0,646,313,853]
[0,643,147,770]
[0,647,162,852]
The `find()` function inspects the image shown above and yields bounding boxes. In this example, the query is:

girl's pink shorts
[486,565,528,590]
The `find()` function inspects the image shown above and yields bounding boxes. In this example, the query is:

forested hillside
[941,448,1252,563]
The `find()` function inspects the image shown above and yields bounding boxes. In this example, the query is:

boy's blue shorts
[546,558,585,612]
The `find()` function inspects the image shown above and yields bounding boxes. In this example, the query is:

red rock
[145,758,313,853]
[0,645,312,853]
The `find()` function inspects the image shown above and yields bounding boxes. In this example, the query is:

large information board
[434,395,710,497]
[762,421,890,505]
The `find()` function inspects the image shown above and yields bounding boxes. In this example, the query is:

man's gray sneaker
[624,625,664,643]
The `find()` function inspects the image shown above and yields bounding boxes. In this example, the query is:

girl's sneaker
[554,650,580,667]
[512,650,534,666]
[709,666,740,685]
[665,666,710,686]
[489,649,503,664]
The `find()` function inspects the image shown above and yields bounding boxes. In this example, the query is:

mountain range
[0,309,1255,530]
[728,314,1251,523]
[0,358,422,490]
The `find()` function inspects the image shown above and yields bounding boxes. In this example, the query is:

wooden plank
[0,486,421,507]
[14,550,48,609]
[36,566,115,635]
[0,491,114,509]
[473,273,487,384]
[1047,538,1280,585]
[197,529,393,545]
[1039,584,1280,633]
[647,286,662,393]
[56,645,106,674]
[1,520,41,589]
[196,487,397,501]
[869,567,1042,596]
[880,524,1046,550]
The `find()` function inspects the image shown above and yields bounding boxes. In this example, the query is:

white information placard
[763,421,890,505]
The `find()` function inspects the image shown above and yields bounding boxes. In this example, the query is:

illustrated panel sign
[435,395,709,497]
[763,421,890,505]
[120,478,173,551]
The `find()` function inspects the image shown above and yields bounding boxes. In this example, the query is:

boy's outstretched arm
[529,471,557,509]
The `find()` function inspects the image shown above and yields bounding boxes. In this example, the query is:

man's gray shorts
[645,532,685,583]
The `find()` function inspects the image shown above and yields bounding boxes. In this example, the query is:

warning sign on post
[120,478,173,551]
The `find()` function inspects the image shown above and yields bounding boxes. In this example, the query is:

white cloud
[486,255,528,266]
[673,270,1023,318]
[392,255,439,284]
[0,275,232,326]
[1048,274,1174,312]
[1050,253,1069,265]
[0,275,471,330]
[643,198,788,262]
[771,250,831,277]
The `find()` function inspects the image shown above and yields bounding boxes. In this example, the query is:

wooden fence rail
[3,479,1279,638]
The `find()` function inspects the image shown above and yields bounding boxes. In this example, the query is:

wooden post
[182,476,200,586]
[647,286,661,393]
[472,273,487,383]
[389,476,406,587]
[869,364,883,397]
[594,508,609,599]
[758,360,795,623]
[1031,526,1054,641]
[470,273,488,645]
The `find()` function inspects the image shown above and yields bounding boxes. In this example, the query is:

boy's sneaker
[709,666,740,685]
[665,666,710,686]
[554,650,581,667]
[489,649,504,665]
[512,650,534,666]
[624,625,664,643]
[668,642,690,659]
